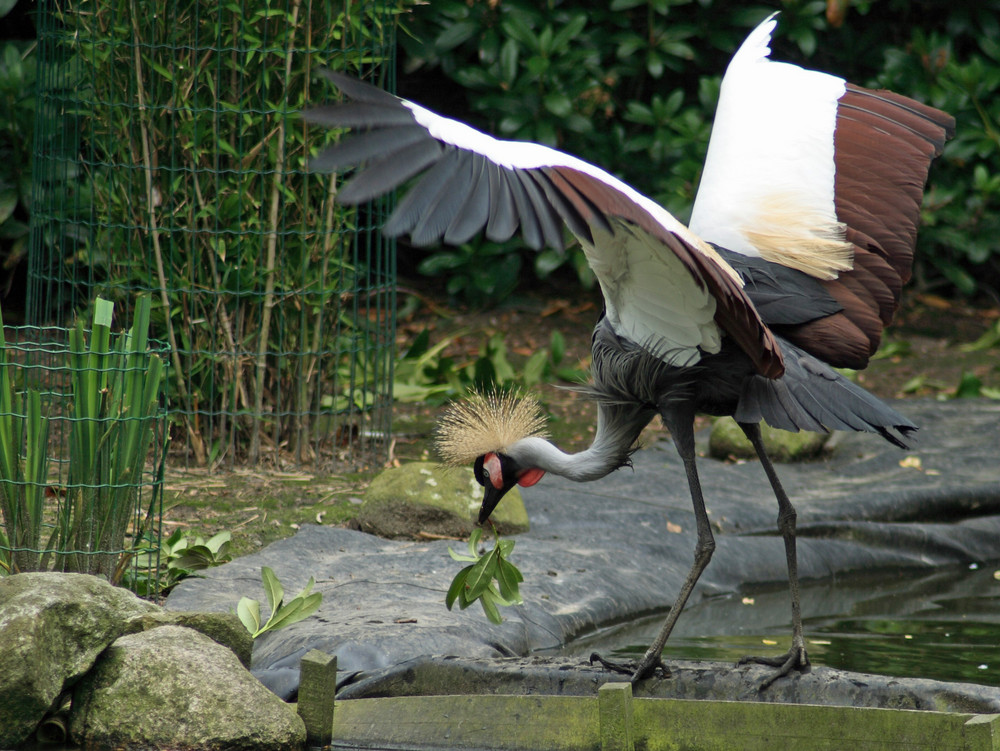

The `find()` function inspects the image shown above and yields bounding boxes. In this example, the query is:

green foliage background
[3,0,998,311]
[397,0,999,303]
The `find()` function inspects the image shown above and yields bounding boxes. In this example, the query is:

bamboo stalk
[128,0,207,466]
[250,0,303,464]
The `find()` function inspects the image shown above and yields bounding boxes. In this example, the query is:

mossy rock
[359,462,529,539]
[122,611,253,669]
[71,626,304,751]
[708,417,831,462]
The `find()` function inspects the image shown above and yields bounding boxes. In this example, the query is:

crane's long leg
[736,421,811,689]
[593,409,716,683]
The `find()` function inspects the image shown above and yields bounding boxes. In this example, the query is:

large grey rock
[359,462,529,538]
[0,572,158,748]
[71,625,305,751]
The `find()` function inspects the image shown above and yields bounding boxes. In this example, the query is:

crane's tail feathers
[735,339,917,449]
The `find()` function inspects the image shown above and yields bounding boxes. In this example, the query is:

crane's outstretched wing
[690,13,954,369]
[303,71,783,379]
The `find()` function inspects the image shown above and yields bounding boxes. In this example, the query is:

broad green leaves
[238,565,323,639]
[446,527,524,624]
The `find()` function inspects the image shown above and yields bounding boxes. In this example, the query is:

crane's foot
[589,652,670,682]
[738,645,810,690]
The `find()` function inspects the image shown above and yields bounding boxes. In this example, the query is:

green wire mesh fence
[27,0,399,470]
[0,297,167,595]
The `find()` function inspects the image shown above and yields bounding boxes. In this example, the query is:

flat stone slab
[165,399,1000,699]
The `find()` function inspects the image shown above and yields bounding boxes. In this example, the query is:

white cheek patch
[483,453,504,490]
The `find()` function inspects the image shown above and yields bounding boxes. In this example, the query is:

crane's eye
[473,455,487,486]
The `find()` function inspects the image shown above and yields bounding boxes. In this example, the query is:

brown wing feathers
[781,84,954,369]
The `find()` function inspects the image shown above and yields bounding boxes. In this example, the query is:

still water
[546,563,1000,688]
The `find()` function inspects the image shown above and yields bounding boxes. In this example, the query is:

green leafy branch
[446,527,523,624]
[237,566,322,639]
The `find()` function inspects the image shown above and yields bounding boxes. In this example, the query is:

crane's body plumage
[304,12,954,686]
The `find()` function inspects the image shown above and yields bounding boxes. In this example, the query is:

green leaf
[205,530,232,555]
[0,188,17,226]
[501,15,537,48]
[551,14,588,51]
[479,589,503,624]
[953,371,984,399]
[543,92,573,118]
[467,526,483,556]
[523,351,548,388]
[265,590,322,631]
[448,545,478,563]
[261,566,284,613]
[435,20,480,51]
[499,39,519,85]
[549,330,566,366]
[237,597,261,634]
[464,546,501,601]
[959,321,1000,352]
[446,565,472,610]
[495,558,524,603]
[496,537,515,558]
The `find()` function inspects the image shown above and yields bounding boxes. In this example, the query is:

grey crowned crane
[304,13,954,688]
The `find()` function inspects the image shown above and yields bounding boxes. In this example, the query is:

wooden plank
[333,695,600,750]
[330,693,1000,751]
[632,699,979,751]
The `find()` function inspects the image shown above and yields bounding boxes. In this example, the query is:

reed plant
[0,296,166,585]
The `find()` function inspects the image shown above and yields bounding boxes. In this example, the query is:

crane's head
[436,390,549,524]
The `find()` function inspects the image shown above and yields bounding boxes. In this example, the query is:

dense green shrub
[0,33,35,307]
[399,0,999,303]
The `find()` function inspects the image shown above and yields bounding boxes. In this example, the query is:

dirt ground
[161,278,1000,560]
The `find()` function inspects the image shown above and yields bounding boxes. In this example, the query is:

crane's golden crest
[435,390,549,466]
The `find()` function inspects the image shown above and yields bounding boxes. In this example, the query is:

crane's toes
[738,646,810,690]
[589,652,634,676]
[589,652,671,682]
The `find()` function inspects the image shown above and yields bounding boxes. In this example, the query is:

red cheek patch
[516,467,546,487]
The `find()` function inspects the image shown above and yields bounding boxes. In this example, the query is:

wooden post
[598,682,634,751]
[297,650,337,747]
[964,714,1000,751]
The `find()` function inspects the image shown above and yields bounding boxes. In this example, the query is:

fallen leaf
[899,456,923,470]
[666,521,683,534]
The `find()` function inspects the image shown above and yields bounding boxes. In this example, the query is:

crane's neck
[506,404,652,482]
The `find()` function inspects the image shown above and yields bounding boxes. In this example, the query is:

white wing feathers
[689,13,853,280]
[402,100,712,259]
[304,18,810,377]
[403,99,729,366]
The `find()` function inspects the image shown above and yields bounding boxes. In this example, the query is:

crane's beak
[478,481,515,525]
